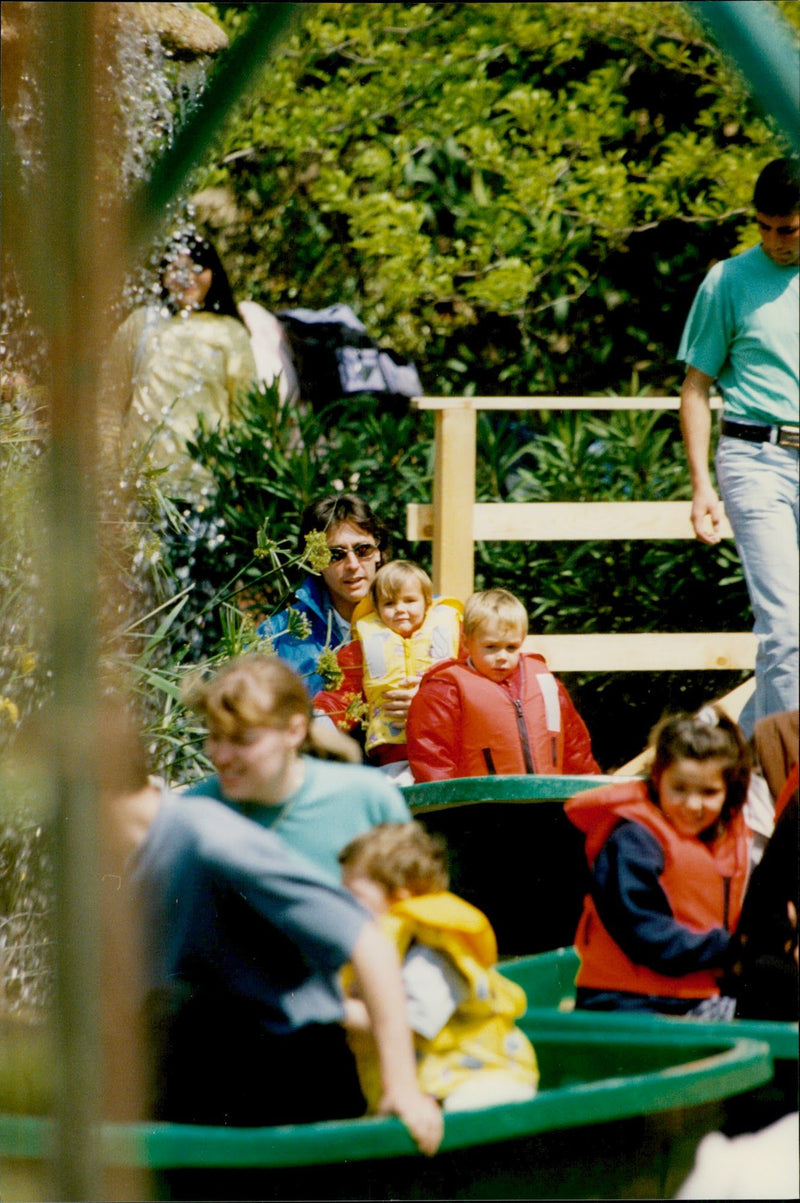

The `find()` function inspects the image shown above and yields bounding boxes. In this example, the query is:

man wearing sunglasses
[678,157,799,736]
[258,495,415,713]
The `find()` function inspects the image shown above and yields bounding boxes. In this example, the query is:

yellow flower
[343,692,369,731]
[16,650,37,675]
[316,647,344,691]
[303,530,332,573]
[285,607,312,640]
[253,520,279,560]
[0,696,20,725]
[256,632,275,655]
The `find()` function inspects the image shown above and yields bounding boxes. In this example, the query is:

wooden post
[432,401,476,600]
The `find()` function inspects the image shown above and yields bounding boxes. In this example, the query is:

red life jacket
[566,781,751,999]
[423,655,565,776]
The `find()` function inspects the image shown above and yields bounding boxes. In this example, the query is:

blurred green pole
[686,0,800,153]
[20,3,298,1198]
[37,4,105,1199]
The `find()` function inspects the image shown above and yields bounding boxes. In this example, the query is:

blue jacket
[256,575,346,696]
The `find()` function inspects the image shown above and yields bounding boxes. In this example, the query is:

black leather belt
[721,419,800,450]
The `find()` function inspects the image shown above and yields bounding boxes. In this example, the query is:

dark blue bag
[277,304,423,412]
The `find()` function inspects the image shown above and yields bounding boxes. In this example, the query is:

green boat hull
[0,1028,774,1199]
[2,776,793,1199]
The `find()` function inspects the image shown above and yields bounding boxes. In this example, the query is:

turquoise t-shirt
[678,244,799,426]
[183,755,411,885]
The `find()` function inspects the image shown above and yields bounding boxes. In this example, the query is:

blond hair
[183,654,311,737]
[338,821,449,895]
[463,588,528,639]
[372,560,433,611]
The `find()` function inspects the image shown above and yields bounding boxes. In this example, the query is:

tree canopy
[196,1,796,396]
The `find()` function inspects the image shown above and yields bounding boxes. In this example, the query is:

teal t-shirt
[678,244,799,426]
[183,755,411,885]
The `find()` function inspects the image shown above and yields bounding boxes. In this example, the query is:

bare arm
[679,366,723,545]
[349,923,443,1156]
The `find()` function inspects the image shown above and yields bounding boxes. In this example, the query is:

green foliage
[197,1,795,397]
[135,379,748,771]
[462,399,751,767]
[2,2,788,1012]
[0,393,49,756]
[171,380,435,630]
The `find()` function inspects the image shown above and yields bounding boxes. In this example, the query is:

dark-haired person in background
[678,157,799,735]
[113,232,258,502]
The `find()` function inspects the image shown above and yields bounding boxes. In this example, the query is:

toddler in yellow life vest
[313,562,462,784]
[338,822,539,1113]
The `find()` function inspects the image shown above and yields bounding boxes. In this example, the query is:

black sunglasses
[327,543,380,563]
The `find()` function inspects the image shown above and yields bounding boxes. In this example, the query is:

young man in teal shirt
[678,157,799,733]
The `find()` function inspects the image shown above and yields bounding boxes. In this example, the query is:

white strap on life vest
[537,672,562,733]
[361,628,390,679]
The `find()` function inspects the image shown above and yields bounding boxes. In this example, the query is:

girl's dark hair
[648,705,752,825]
[158,233,243,322]
[298,493,391,558]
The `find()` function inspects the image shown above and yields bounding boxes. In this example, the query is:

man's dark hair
[298,493,391,557]
[753,157,800,216]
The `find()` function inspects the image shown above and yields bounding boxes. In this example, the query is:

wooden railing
[406,396,755,751]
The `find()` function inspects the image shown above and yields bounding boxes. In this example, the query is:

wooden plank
[411,396,722,412]
[612,678,756,776]
[523,632,757,672]
[408,502,735,541]
[431,403,476,599]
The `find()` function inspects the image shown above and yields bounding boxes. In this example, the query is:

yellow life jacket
[344,891,539,1109]
[352,598,462,754]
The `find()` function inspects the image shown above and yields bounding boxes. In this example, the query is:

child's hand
[382,678,419,720]
[342,997,371,1032]
[377,1086,443,1157]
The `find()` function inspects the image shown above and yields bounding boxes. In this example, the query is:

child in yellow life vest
[338,822,539,1113]
[313,562,462,783]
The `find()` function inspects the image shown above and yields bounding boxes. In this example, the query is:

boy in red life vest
[565,706,752,1016]
[406,588,599,782]
[338,821,539,1113]
[313,562,462,783]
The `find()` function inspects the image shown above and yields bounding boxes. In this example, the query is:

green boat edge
[500,946,799,1062]
[402,773,624,812]
[0,1029,774,1169]
[1,775,791,1173]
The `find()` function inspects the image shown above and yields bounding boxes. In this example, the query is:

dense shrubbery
[198,1,796,397]
[150,374,749,772]
[1,1,795,1008]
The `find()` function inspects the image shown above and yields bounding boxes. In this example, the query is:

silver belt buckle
[778,426,799,450]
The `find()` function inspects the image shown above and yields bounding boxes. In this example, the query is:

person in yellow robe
[111,233,257,502]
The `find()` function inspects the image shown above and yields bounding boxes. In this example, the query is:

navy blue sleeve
[592,821,731,975]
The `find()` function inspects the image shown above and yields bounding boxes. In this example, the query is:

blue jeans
[715,437,799,735]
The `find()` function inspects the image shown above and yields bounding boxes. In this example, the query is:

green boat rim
[0,1032,773,1169]
[498,947,799,1062]
[401,773,630,811]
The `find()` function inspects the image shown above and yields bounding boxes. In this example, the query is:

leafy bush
[156,381,436,643]
[0,391,49,757]
[137,377,750,772]
[198,1,796,399]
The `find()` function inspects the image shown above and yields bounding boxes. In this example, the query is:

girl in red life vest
[565,706,752,1016]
